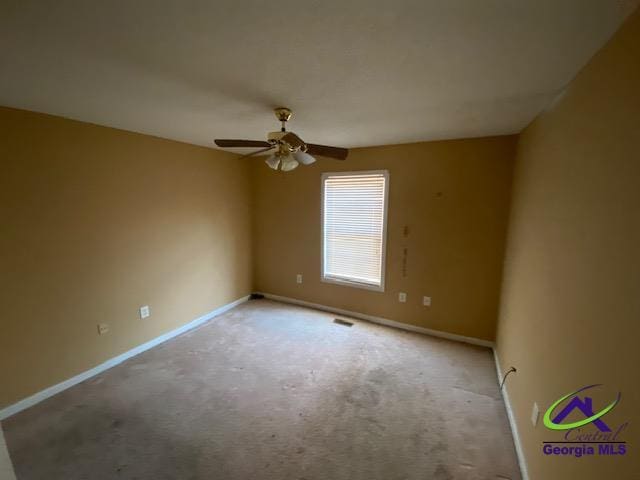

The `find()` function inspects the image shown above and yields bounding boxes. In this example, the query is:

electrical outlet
[531,402,539,427]
[140,305,150,319]
[423,296,431,306]
[97,323,109,335]
[398,292,407,303]
[296,274,303,284]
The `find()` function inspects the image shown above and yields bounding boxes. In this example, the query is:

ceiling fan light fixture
[280,155,299,172]
[214,107,348,172]
[293,150,316,165]
[265,155,280,170]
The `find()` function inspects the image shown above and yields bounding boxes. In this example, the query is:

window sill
[321,275,385,292]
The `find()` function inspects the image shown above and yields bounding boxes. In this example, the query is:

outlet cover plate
[398,292,407,303]
[140,305,150,319]
[296,274,303,284]
[423,296,431,306]
[97,323,109,335]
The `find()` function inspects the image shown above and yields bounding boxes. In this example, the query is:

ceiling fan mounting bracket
[274,107,292,123]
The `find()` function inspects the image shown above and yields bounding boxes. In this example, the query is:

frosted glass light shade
[293,151,316,165]
[265,155,280,170]
[280,155,299,171]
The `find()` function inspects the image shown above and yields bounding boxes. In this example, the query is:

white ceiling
[0,1,637,149]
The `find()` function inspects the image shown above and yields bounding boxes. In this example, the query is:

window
[321,171,389,291]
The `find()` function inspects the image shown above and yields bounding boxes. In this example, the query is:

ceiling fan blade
[214,139,271,148]
[305,143,349,160]
[282,132,306,149]
[242,146,275,158]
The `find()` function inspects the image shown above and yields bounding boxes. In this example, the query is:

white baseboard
[0,295,250,421]
[258,292,494,348]
[493,349,529,480]
[0,425,16,480]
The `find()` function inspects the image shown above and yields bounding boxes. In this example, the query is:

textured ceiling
[0,1,637,149]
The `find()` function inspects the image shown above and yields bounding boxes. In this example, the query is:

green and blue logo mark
[543,384,620,432]
[542,384,628,457]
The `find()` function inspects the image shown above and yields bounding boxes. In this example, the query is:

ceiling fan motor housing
[267,131,287,143]
[267,130,306,154]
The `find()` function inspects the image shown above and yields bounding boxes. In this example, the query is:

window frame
[320,170,389,292]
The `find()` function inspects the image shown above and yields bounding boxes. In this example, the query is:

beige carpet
[4,299,520,479]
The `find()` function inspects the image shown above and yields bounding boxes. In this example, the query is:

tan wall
[0,107,252,409]
[251,136,516,341]
[496,9,640,480]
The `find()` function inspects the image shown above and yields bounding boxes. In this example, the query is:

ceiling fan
[214,107,348,171]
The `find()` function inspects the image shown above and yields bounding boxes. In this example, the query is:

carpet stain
[434,464,453,480]
[429,442,447,454]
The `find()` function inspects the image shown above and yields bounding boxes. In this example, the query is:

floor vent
[333,318,354,327]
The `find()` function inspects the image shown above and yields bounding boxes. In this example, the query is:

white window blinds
[322,171,388,290]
